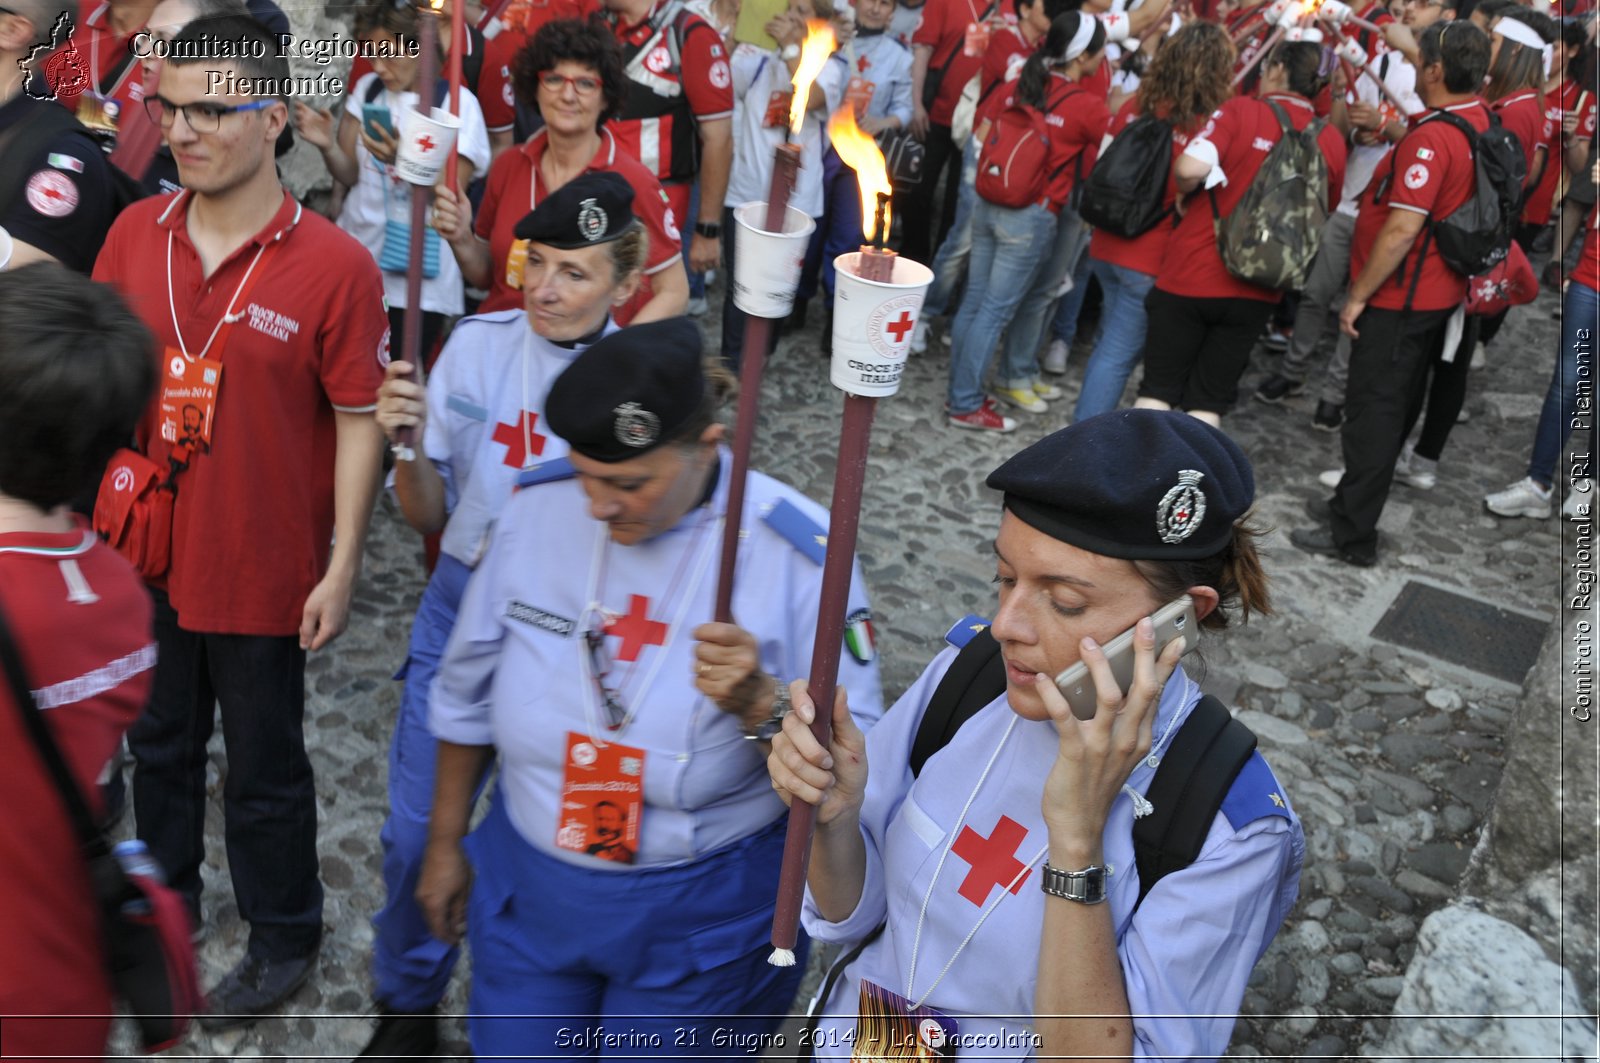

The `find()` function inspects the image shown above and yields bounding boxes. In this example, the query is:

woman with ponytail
[944,10,1111,432]
[1132,40,1347,429]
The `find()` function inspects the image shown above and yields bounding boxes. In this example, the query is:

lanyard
[164,211,288,362]
[89,7,138,100]
[578,505,722,743]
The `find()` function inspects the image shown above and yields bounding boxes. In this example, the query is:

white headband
[1064,15,1097,60]
[1495,15,1554,71]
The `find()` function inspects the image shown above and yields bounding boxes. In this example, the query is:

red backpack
[975,82,1084,209]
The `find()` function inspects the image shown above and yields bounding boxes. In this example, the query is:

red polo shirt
[1158,93,1347,302]
[605,1,733,183]
[92,189,389,636]
[473,127,682,316]
[1351,99,1490,312]
[53,0,147,122]
[914,0,1009,127]
[1524,81,1573,227]
[1577,206,1600,293]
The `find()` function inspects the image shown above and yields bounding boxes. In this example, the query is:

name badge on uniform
[557,731,645,865]
[76,92,120,134]
[505,237,530,290]
[962,21,991,58]
[764,89,795,129]
[853,979,958,1061]
[158,347,222,459]
[845,76,876,118]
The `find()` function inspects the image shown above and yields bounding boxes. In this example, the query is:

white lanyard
[578,507,723,743]
[165,229,271,362]
[89,8,137,99]
[904,713,1049,1009]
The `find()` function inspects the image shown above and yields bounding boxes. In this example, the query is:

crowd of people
[0,0,1595,1054]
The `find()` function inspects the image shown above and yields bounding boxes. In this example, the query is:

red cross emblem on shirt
[885,311,915,343]
[950,815,1032,907]
[491,411,546,468]
[605,594,668,662]
[857,53,871,73]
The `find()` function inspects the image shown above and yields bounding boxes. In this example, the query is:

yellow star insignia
[970,623,988,633]
[1268,792,1285,808]
[814,534,828,548]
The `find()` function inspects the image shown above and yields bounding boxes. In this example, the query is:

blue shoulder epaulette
[514,456,576,490]
[762,498,828,565]
[1220,751,1293,830]
[943,615,990,649]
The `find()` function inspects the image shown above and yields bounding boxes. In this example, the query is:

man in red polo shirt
[91,15,387,1025]
[601,0,732,275]
[1291,18,1491,567]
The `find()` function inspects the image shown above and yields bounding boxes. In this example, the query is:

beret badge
[613,401,661,449]
[578,198,609,243]
[1157,469,1208,544]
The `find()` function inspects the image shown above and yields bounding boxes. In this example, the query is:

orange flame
[827,105,891,242]
[789,20,837,136]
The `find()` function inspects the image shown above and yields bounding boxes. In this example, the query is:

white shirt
[725,48,848,217]
[423,309,618,567]
[431,447,886,869]
[338,72,492,315]
[803,654,1304,1060]
[1339,51,1424,217]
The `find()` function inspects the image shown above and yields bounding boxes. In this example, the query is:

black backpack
[798,627,1261,1060]
[1077,112,1176,239]
[1401,109,1526,278]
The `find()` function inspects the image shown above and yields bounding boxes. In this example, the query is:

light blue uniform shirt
[431,446,886,868]
[422,309,617,567]
[803,653,1303,1060]
[846,31,914,128]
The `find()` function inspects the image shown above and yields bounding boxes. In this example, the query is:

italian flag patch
[844,608,875,664]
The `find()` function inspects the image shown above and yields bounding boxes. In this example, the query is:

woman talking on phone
[767,409,1303,1059]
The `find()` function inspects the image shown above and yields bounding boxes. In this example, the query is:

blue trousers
[372,552,476,1011]
[1528,279,1597,487]
[921,135,981,320]
[465,799,808,1061]
[1075,257,1156,421]
[800,148,865,303]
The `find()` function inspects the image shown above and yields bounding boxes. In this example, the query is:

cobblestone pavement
[111,279,1571,1059]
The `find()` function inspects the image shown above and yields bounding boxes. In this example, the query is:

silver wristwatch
[1040,863,1108,904]
[744,676,792,742]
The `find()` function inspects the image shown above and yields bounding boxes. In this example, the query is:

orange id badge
[764,90,795,128]
[505,237,530,290]
[845,76,877,118]
[158,348,222,454]
[962,21,991,57]
[556,732,644,864]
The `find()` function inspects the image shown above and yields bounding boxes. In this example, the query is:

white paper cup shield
[731,202,815,317]
[395,106,462,186]
[829,252,933,398]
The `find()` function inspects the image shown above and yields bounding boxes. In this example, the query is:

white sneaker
[1565,479,1594,519]
[1042,339,1069,376]
[910,318,931,355]
[686,296,708,317]
[1318,468,1344,489]
[1485,477,1553,519]
[1032,379,1063,401]
[1395,443,1437,490]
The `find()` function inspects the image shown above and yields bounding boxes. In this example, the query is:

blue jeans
[1049,238,1095,346]
[372,553,479,1011]
[800,149,864,302]
[922,135,980,320]
[1003,206,1087,382]
[1528,279,1598,487]
[947,199,1057,413]
[1075,257,1156,421]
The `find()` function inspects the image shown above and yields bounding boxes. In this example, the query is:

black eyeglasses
[143,94,274,133]
[585,628,627,730]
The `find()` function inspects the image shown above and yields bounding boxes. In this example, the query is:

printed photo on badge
[557,731,644,863]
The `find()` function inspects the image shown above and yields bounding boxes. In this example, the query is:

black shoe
[199,946,320,1030]
[819,309,832,356]
[358,1006,440,1060]
[1303,496,1333,524]
[1313,401,1343,431]
[1253,373,1304,405]
[1289,525,1375,567]
[779,300,808,336]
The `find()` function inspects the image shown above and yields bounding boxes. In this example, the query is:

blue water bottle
[112,839,163,915]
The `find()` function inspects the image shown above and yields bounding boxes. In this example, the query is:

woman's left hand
[691,621,768,720]
[1038,616,1186,863]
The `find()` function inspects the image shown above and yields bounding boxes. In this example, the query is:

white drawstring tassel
[1123,784,1154,818]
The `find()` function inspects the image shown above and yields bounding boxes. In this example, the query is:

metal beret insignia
[578,197,608,242]
[613,402,660,448]
[1157,469,1207,544]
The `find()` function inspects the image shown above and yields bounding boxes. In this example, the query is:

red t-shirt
[92,190,389,636]
[473,128,683,316]
[1089,100,1199,277]
[1350,99,1491,312]
[915,0,1007,126]
[1524,80,1577,226]
[0,524,153,1059]
[1228,2,1272,98]
[984,74,1109,212]
[477,28,529,133]
[1492,89,1548,188]
[52,0,147,121]
[1577,206,1600,293]
[606,2,734,182]
[1157,93,1348,302]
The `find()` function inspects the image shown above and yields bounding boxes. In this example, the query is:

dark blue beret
[545,318,707,463]
[513,170,636,249]
[985,409,1255,560]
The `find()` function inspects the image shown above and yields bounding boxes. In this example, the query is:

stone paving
[109,275,1574,1059]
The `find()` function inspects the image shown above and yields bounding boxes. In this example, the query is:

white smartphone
[1053,595,1199,721]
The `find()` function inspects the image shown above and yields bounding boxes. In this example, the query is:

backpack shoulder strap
[910,626,1005,778]
[364,73,384,104]
[1130,694,1258,910]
